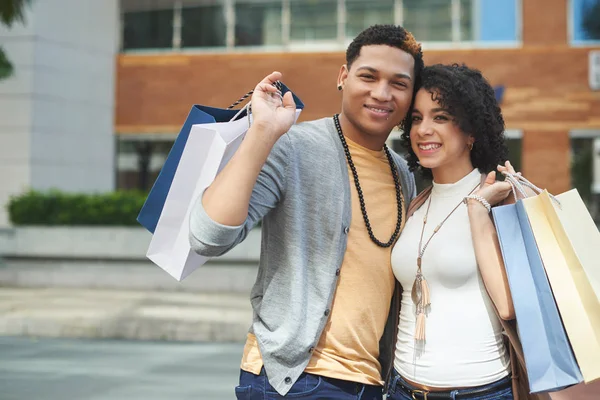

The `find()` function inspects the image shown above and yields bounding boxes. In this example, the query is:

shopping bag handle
[502,171,561,207]
[227,81,284,124]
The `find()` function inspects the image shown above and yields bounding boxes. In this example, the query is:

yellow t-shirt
[240,137,403,386]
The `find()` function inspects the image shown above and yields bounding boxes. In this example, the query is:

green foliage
[0,0,30,27]
[0,46,13,80]
[7,190,148,226]
[0,0,32,80]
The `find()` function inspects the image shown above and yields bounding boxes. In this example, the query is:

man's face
[338,45,415,139]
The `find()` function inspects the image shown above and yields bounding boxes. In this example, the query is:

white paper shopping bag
[147,109,302,281]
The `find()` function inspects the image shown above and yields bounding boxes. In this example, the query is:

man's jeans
[386,369,513,400]
[235,368,384,399]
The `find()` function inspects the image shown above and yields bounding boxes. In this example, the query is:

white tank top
[391,169,510,388]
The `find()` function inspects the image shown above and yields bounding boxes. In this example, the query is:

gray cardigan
[189,117,416,395]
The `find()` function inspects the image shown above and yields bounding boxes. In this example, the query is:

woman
[387,64,538,400]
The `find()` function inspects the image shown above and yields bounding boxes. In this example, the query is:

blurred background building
[1,0,600,226]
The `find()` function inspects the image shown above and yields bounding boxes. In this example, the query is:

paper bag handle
[502,171,561,207]
[226,81,284,123]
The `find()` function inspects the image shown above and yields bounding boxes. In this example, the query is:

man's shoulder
[388,148,410,172]
[286,117,334,144]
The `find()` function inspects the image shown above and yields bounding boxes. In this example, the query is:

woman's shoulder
[406,186,433,218]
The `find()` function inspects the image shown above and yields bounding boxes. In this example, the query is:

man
[189,25,423,399]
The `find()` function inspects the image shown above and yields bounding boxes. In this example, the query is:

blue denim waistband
[387,369,512,399]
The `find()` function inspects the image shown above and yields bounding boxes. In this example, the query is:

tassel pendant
[415,312,426,341]
[413,256,429,341]
[420,277,431,307]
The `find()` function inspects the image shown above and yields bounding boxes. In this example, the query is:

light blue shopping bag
[492,202,582,393]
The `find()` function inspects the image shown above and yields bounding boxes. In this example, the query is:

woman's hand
[473,161,518,206]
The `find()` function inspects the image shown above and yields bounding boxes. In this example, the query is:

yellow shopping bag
[522,190,600,383]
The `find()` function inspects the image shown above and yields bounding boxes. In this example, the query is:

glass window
[290,0,337,42]
[117,139,174,191]
[475,0,518,42]
[346,0,394,39]
[403,0,453,42]
[572,0,600,42]
[181,4,227,47]
[460,0,474,41]
[123,9,174,49]
[571,135,600,225]
[505,137,522,173]
[235,1,283,46]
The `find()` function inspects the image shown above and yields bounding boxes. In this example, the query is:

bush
[7,190,148,226]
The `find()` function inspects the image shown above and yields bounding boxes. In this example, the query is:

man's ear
[337,64,349,90]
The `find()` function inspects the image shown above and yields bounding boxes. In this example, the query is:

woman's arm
[467,162,522,320]
[467,199,515,320]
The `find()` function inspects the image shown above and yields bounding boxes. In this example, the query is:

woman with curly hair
[386,64,538,400]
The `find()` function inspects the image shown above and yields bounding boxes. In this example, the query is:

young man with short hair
[190,25,424,399]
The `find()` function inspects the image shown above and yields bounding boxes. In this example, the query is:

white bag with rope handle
[147,83,304,280]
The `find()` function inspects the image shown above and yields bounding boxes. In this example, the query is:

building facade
[0,0,119,226]
[1,0,599,226]
[115,0,600,222]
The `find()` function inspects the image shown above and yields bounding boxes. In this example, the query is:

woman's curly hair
[400,63,508,180]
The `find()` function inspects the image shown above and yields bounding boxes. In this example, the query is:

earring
[337,85,342,91]
[468,143,474,151]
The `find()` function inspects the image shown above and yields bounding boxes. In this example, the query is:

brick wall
[114,0,600,192]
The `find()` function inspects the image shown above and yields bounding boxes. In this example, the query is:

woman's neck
[431,161,476,184]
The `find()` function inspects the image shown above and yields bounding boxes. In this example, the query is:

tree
[0,0,32,80]
[583,0,600,40]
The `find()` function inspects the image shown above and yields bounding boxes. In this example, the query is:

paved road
[0,337,244,400]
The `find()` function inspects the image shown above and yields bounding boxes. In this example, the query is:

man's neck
[337,113,389,151]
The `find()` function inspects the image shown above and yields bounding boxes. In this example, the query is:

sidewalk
[0,287,252,342]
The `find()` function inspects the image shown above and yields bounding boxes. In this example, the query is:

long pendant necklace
[333,114,404,248]
[412,183,480,341]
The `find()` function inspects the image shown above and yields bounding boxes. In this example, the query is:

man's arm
[201,71,296,226]
[189,71,297,257]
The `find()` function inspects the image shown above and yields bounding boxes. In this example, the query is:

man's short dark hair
[346,25,424,131]
[346,24,424,75]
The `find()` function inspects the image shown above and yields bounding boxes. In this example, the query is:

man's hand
[248,71,297,140]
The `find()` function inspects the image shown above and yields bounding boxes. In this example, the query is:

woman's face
[409,88,475,183]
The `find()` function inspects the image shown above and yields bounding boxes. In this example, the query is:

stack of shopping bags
[492,172,600,395]
[136,82,304,281]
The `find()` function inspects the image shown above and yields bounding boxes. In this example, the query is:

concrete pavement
[0,287,252,342]
[0,336,244,400]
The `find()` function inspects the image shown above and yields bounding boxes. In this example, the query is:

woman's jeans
[386,369,513,400]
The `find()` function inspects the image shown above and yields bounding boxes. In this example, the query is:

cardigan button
[343,226,350,234]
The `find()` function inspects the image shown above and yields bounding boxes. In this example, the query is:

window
[505,132,522,173]
[120,0,521,51]
[235,1,283,46]
[404,0,454,42]
[345,0,394,40]
[123,8,174,49]
[460,0,473,41]
[571,0,600,42]
[474,0,518,42]
[117,137,174,191]
[181,4,227,47]
[290,0,337,42]
[570,132,600,225]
